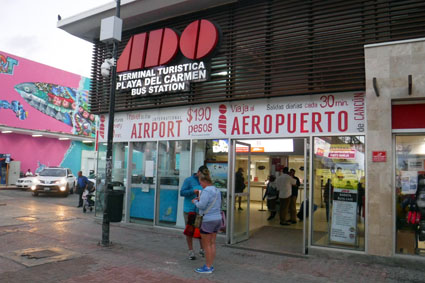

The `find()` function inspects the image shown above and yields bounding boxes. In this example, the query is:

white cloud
[0,0,111,77]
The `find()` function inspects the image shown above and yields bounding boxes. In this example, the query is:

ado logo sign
[117,19,219,72]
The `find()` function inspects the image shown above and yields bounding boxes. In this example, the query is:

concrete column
[365,39,425,256]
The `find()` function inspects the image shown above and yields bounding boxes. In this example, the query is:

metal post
[102,0,121,247]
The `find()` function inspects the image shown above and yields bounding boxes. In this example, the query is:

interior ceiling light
[82,140,93,143]
[1,130,12,133]
[32,134,43,137]
[58,137,70,140]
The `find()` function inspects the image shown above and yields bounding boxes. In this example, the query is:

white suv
[31,167,76,197]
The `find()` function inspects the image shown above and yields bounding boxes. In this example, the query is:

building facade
[0,51,97,183]
[59,0,425,258]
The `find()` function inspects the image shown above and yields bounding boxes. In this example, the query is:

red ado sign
[117,19,219,72]
[372,151,387,162]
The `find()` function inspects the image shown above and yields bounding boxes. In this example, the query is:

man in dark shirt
[76,171,89,207]
[289,168,301,224]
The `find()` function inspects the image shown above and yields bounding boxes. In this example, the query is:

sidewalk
[1,191,425,282]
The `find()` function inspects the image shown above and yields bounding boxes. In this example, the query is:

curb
[0,186,22,190]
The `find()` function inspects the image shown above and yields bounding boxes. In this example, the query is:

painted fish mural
[14,82,96,137]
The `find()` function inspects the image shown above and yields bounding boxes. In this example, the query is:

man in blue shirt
[180,165,208,260]
[76,171,89,208]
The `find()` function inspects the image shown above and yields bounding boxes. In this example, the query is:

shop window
[395,135,425,255]
[192,139,229,212]
[156,140,190,227]
[312,136,365,251]
[129,142,157,224]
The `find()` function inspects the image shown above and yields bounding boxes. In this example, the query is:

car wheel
[32,191,39,196]
[70,184,74,194]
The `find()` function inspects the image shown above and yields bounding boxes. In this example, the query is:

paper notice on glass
[141,184,150,192]
[401,171,418,195]
[145,160,154,177]
[114,161,122,169]
[330,188,358,245]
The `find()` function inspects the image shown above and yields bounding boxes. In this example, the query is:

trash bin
[107,189,124,222]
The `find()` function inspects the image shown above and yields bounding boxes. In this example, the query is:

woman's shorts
[200,219,221,234]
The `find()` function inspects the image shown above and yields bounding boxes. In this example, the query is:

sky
[0,0,113,78]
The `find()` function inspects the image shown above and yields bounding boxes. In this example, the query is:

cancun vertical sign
[116,19,220,96]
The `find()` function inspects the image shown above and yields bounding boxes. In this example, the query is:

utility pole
[100,0,122,247]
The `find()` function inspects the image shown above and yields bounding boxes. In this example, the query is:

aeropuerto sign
[98,91,366,142]
[116,19,219,96]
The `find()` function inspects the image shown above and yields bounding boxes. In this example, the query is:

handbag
[193,189,219,228]
[193,214,203,228]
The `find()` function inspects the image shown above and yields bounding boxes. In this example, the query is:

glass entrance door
[230,141,251,244]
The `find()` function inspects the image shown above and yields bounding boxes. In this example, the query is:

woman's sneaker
[188,250,196,260]
[195,265,213,274]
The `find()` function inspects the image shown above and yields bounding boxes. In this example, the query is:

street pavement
[1,188,425,283]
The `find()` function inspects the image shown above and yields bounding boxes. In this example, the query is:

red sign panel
[117,19,219,73]
[372,151,386,162]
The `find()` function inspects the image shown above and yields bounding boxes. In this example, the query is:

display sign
[98,92,366,142]
[372,151,386,162]
[401,171,418,194]
[116,19,219,96]
[330,188,358,245]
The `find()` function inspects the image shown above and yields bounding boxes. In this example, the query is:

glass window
[129,142,157,224]
[157,140,190,227]
[192,139,229,214]
[395,135,425,255]
[312,136,365,251]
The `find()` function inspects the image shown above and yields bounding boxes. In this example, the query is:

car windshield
[39,169,66,177]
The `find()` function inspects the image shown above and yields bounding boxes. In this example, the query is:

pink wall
[0,51,83,133]
[0,133,70,173]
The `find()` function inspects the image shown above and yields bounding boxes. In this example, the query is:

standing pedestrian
[263,175,278,220]
[192,170,222,274]
[180,165,207,260]
[235,168,245,210]
[276,167,296,225]
[76,171,89,208]
[289,169,301,224]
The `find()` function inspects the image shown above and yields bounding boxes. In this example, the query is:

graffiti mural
[0,54,18,75]
[14,82,95,136]
[0,100,27,120]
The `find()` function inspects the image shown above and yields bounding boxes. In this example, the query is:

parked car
[31,167,76,197]
[15,176,38,190]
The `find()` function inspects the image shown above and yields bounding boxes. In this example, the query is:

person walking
[288,169,301,224]
[276,167,296,225]
[76,171,89,208]
[263,175,278,220]
[192,170,222,274]
[180,165,208,260]
[235,168,245,210]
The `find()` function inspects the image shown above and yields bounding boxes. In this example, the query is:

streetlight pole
[102,0,121,247]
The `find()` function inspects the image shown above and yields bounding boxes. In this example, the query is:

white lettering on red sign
[98,92,366,142]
